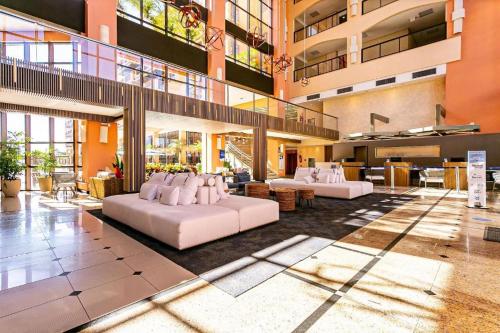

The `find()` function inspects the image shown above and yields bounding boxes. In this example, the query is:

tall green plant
[0,131,26,181]
[30,149,58,177]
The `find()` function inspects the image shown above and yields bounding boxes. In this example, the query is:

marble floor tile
[59,249,117,272]
[0,296,89,333]
[0,276,73,318]
[67,260,133,291]
[78,275,157,320]
[0,260,63,291]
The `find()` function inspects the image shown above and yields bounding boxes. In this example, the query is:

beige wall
[298,145,325,167]
[287,0,452,99]
[323,78,445,137]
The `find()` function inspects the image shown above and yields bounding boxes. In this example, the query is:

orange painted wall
[81,121,118,183]
[85,0,118,44]
[444,0,500,133]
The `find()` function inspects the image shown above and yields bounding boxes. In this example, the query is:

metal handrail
[294,8,348,42]
[0,8,339,130]
[362,0,398,15]
[294,54,347,82]
[361,23,447,62]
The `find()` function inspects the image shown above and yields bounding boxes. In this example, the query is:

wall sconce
[99,124,109,143]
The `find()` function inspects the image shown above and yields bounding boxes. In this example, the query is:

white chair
[419,169,444,188]
[365,167,385,183]
[493,172,500,192]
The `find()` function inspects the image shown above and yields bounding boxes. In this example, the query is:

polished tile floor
[1,189,499,332]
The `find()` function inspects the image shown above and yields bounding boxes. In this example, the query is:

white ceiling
[0,89,123,117]
[146,112,252,134]
[364,3,445,41]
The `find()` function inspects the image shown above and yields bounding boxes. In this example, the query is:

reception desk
[384,162,413,187]
[443,162,468,190]
[341,162,365,181]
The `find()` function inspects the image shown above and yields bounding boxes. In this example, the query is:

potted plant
[112,153,124,179]
[30,148,58,192]
[0,131,26,197]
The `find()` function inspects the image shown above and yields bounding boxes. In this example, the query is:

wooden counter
[443,162,468,190]
[341,162,365,181]
[384,162,413,187]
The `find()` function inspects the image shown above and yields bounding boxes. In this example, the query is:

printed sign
[467,151,487,208]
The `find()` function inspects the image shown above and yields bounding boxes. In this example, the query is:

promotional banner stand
[467,151,488,209]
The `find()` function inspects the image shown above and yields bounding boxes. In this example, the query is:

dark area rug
[88,193,413,296]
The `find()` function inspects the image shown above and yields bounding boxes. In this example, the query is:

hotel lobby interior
[0,0,498,332]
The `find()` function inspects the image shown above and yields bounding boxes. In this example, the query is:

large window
[118,0,206,49]
[225,34,272,75]
[226,0,272,44]
[1,113,82,191]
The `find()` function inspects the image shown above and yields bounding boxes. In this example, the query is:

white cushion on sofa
[171,173,189,186]
[139,183,158,201]
[215,175,229,200]
[216,195,279,231]
[148,172,167,183]
[200,174,216,186]
[159,186,180,206]
[165,173,175,185]
[294,167,315,181]
[316,173,330,183]
[304,175,315,184]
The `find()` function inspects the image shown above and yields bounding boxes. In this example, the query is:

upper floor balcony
[0,9,338,138]
[362,0,398,15]
[293,0,347,43]
[288,1,459,99]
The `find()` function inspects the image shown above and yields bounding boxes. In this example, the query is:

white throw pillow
[339,167,347,183]
[171,173,189,186]
[139,183,158,201]
[304,175,315,184]
[159,186,180,206]
[317,173,330,183]
[178,185,197,206]
[148,172,167,183]
[294,167,314,181]
[214,175,230,200]
[164,173,175,185]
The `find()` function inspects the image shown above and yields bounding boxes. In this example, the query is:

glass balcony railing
[361,23,447,62]
[294,54,347,82]
[294,8,348,42]
[0,9,338,132]
[362,0,398,15]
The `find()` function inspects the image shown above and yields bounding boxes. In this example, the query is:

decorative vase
[1,178,21,197]
[38,176,53,193]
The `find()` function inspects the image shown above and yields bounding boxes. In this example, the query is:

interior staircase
[226,141,279,179]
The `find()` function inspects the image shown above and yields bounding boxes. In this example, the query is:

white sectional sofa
[103,193,279,250]
[270,167,373,200]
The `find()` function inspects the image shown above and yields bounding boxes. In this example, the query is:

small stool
[245,183,270,199]
[298,189,315,208]
[275,188,296,212]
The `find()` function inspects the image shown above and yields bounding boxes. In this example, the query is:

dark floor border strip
[283,271,338,294]
[292,190,450,333]
[330,243,376,257]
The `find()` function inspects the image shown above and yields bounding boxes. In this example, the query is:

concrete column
[253,126,268,181]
